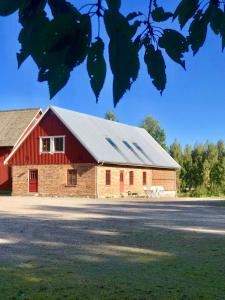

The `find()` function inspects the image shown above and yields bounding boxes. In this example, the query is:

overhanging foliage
[1,0,225,105]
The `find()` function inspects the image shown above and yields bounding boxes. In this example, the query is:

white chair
[144,186,165,198]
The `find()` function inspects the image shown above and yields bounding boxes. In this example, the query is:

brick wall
[12,164,96,197]
[12,164,177,198]
[152,168,176,191]
[97,165,152,197]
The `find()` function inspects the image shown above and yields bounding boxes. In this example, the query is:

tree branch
[147,0,153,22]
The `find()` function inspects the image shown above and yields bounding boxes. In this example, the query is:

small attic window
[40,136,65,154]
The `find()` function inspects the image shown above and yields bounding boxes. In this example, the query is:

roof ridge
[50,105,142,129]
[0,108,40,113]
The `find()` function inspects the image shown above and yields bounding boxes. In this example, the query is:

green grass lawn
[1,230,225,300]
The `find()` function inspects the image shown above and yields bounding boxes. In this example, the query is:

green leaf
[19,0,47,26]
[104,10,139,106]
[174,0,199,29]
[0,0,24,16]
[87,38,106,101]
[40,14,91,98]
[151,7,173,22]
[188,11,209,55]
[134,35,144,51]
[105,0,121,11]
[17,48,29,68]
[220,13,225,50]
[205,4,223,35]
[158,29,188,69]
[17,2,49,68]
[18,0,91,100]
[48,0,81,19]
[126,11,142,21]
[144,43,166,94]
[130,20,142,37]
[45,64,70,99]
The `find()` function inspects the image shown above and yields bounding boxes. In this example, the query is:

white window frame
[40,136,65,154]
[53,136,65,153]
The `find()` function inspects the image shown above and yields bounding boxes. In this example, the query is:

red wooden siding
[0,147,12,191]
[8,110,96,165]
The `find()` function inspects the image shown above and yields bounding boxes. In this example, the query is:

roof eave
[98,161,180,170]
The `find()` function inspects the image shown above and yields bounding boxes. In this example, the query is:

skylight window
[133,142,142,151]
[105,137,118,149]
[133,142,153,164]
[105,137,129,161]
[123,140,133,150]
[122,140,145,163]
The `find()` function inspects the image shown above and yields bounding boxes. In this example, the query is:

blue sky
[0,1,224,147]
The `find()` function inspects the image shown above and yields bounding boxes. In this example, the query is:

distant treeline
[104,112,225,197]
[169,140,225,197]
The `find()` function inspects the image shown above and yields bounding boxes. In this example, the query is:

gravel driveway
[1,196,225,299]
[0,196,225,255]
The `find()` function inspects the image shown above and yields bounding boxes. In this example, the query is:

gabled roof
[5,105,180,169]
[50,106,180,169]
[0,108,41,147]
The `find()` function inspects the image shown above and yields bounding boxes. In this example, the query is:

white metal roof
[51,106,180,169]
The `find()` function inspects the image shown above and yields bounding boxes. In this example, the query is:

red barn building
[0,108,42,193]
[5,106,180,198]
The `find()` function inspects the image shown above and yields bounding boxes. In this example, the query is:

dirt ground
[1,196,225,299]
[1,196,225,238]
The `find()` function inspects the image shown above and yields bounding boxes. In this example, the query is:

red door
[120,171,124,193]
[29,170,38,193]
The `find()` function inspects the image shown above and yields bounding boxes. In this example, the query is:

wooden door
[29,170,38,193]
[120,171,124,193]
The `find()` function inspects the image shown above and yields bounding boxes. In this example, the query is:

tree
[202,159,210,188]
[191,143,205,188]
[169,140,225,196]
[1,0,225,105]
[217,140,225,160]
[105,111,117,121]
[182,144,193,190]
[140,115,166,149]
[170,140,183,164]
[169,140,183,192]
[211,141,225,192]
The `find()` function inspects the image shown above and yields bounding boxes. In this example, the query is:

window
[67,169,77,186]
[133,142,142,151]
[40,136,65,154]
[133,142,153,164]
[54,137,64,152]
[123,140,133,150]
[105,170,111,186]
[105,137,129,161]
[41,138,51,153]
[123,140,145,163]
[143,172,147,185]
[106,137,118,149]
[129,171,134,185]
